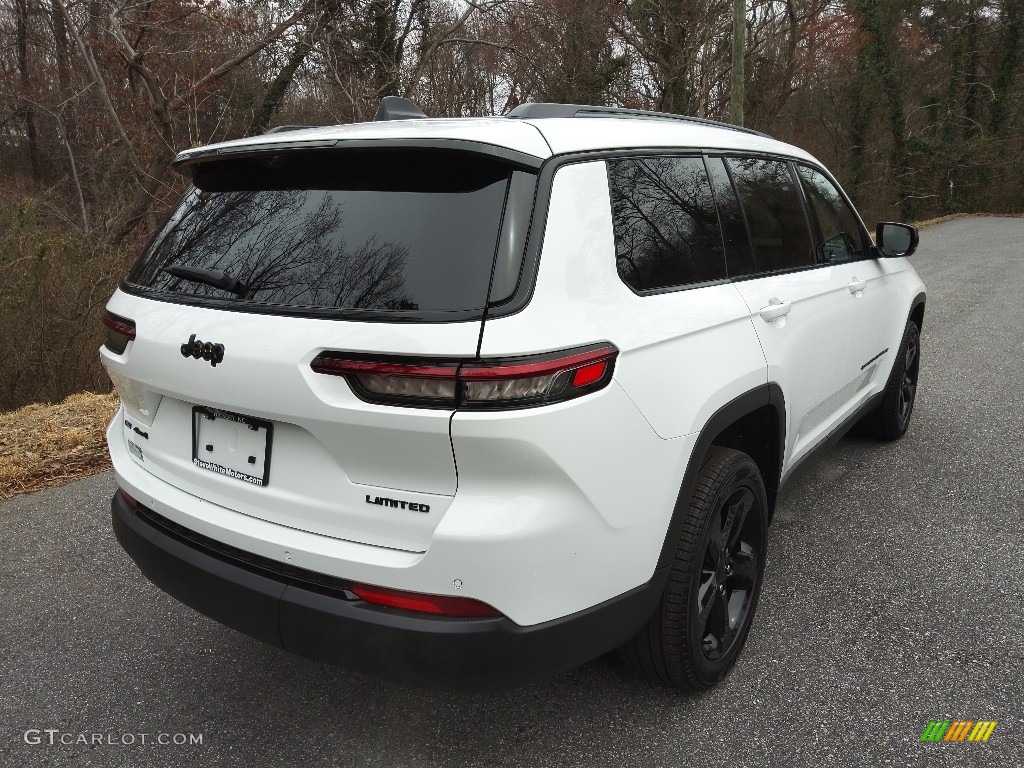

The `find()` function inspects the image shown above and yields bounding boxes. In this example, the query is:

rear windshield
[126,149,536,317]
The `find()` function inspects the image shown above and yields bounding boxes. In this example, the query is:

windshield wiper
[162,266,248,296]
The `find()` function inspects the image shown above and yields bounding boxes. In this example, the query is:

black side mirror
[876,222,919,258]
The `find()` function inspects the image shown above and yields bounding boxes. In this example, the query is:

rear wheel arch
[655,384,786,571]
[622,446,769,690]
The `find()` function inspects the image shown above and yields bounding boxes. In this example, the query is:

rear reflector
[102,311,136,355]
[311,343,617,409]
[351,583,501,618]
[571,361,607,388]
[117,488,139,511]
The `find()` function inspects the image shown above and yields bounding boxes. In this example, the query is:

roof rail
[504,103,770,138]
[264,125,317,134]
[375,96,428,121]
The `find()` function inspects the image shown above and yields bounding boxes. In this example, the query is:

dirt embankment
[0,391,119,501]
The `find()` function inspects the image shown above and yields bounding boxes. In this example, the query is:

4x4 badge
[181,334,225,367]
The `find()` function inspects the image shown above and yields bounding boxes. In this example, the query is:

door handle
[758,299,792,322]
[848,278,867,294]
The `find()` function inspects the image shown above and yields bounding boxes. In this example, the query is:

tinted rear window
[127,150,535,315]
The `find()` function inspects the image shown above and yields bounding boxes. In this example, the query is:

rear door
[708,155,850,470]
[103,147,536,552]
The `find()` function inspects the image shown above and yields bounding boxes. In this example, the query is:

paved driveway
[2,217,1022,767]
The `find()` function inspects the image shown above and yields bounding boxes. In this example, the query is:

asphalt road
[2,216,1022,768]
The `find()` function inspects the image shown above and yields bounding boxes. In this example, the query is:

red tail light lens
[310,356,460,405]
[310,343,617,409]
[102,311,136,354]
[351,583,501,618]
[572,361,608,387]
[459,345,616,408]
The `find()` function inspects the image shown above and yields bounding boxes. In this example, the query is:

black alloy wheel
[619,447,768,691]
[897,324,920,431]
[860,318,921,441]
[696,485,761,661]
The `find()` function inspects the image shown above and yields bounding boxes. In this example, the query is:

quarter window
[726,157,814,273]
[796,165,867,263]
[608,156,726,291]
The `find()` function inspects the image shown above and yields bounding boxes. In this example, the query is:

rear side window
[608,156,726,292]
[726,157,814,273]
[796,165,867,264]
[126,150,535,316]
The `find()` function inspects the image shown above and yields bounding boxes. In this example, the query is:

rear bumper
[112,490,665,692]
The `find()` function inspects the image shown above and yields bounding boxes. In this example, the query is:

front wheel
[619,447,768,691]
[860,319,920,441]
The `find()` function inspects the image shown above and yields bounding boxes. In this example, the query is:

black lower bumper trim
[111,492,665,692]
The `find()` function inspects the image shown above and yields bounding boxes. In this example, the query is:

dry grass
[0,390,119,501]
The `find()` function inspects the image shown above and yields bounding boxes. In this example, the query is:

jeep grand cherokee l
[102,99,924,692]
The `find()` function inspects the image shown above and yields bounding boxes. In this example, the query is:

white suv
[102,99,925,692]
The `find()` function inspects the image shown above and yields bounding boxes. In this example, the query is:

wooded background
[1,0,1021,411]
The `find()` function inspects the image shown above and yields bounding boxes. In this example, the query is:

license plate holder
[191,406,273,487]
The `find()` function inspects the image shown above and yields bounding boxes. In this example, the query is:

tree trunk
[53,0,70,90]
[962,10,983,135]
[247,34,314,135]
[369,0,400,97]
[88,0,99,40]
[661,1,690,114]
[990,0,1023,136]
[15,0,41,182]
[856,0,911,219]
[730,0,745,126]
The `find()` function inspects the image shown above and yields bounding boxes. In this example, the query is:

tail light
[311,357,460,406]
[311,343,618,409]
[102,311,136,354]
[351,583,501,618]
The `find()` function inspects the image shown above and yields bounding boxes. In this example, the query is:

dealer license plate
[191,407,273,487]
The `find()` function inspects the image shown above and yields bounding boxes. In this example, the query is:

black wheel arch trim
[909,291,926,328]
[655,383,786,572]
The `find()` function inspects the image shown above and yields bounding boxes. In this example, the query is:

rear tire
[859,319,920,441]
[620,447,768,691]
